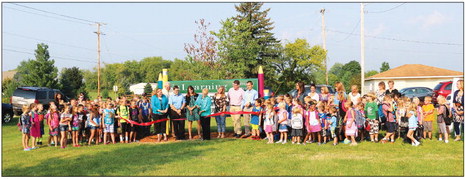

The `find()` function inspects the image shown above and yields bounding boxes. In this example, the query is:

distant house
[2,70,17,81]
[364,64,463,93]
[129,83,158,95]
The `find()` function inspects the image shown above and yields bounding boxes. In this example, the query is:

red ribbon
[205,111,265,117]
[118,117,187,126]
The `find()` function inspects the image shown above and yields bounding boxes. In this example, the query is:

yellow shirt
[422,104,435,122]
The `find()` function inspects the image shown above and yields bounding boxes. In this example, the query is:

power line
[335,19,361,42]
[327,42,463,55]
[4,31,96,51]
[367,3,406,13]
[3,48,96,63]
[326,29,463,46]
[10,3,99,24]
[3,5,91,25]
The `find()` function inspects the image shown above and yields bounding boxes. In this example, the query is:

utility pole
[360,3,365,95]
[320,8,328,85]
[94,23,105,97]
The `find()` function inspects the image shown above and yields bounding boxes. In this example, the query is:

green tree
[380,61,390,72]
[1,78,19,103]
[59,67,84,99]
[82,69,98,91]
[15,43,59,89]
[365,70,379,78]
[143,83,153,95]
[272,38,325,93]
[341,60,361,91]
[328,63,344,87]
[139,57,172,83]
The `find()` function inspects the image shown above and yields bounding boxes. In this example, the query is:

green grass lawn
[2,116,463,176]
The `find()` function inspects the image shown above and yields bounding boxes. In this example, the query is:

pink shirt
[228,87,245,106]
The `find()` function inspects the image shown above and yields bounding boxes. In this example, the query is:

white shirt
[349,92,361,105]
[308,92,320,102]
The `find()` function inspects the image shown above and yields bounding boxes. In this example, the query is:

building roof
[2,70,17,81]
[366,64,463,80]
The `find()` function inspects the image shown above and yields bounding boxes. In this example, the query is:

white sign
[113,85,118,92]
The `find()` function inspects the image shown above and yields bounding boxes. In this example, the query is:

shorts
[265,125,273,133]
[278,124,288,132]
[423,121,433,132]
[104,124,114,133]
[120,122,129,133]
[72,126,80,131]
[40,123,45,135]
[320,128,328,136]
[386,122,396,133]
[251,124,259,130]
[437,122,446,134]
[291,129,303,137]
[59,125,69,132]
[368,120,379,135]
[129,124,137,132]
[21,126,30,134]
[89,126,99,130]
[49,127,59,136]
[330,128,337,138]
[409,127,417,131]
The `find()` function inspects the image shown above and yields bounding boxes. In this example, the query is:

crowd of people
[17,79,464,151]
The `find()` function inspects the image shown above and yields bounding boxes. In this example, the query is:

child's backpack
[291,114,303,129]
[378,104,385,119]
[355,110,365,128]
[442,104,453,125]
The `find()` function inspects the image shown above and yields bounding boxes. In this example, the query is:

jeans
[215,115,226,133]
[454,122,464,136]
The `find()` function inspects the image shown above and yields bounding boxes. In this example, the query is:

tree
[328,63,344,86]
[2,78,19,103]
[272,38,325,93]
[184,19,219,68]
[143,83,153,95]
[341,60,361,91]
[15,43,59,89]
[59,67,84,99]
[380,61,390,72]
[365,70,379,78]
[82,69,98,91]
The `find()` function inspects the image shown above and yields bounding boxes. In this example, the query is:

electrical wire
[335,19,361,42]
[10,3,100,24]
[367,3,406,13]
[3,6,92,25]
[3,48,96,63]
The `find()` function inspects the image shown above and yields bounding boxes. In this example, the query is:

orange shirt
[422,104,435,122]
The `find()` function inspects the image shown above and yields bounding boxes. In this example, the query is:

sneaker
[445,140,449,143]
[318,143,321,145]
[454,138,461,141]
[297,142,301,145]
[323,142,326,144]
[292,141,295,144]
[439,138,443,141]
[333,143,337,146]
[282,141,287,144]
[276,140,282,143]
[24,148,32,151]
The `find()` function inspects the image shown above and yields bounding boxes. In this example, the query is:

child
[304,101,322,145]
[437,95,450,143]
[48,104,60,147]
[250,99,263,140]
[317,102,328,144]
[20,105,32,151]
[139,97,152,138]
[327,107,338,145]
[29,103,40,149]
[406,102,420,146]
[348,85,361,105]
[59,105,73,149]
[71,106,82,147]
[264,99,275,144]
[129,100,141,142]
[354,102,366,142]
[276,103,288,144]
[365,94,379,142]
[380,95,396,144]
[344,101,357,146]
[37,104,46,145]
[88,106,101,145]
[103,103,116,144]
[422,96,435,140]
[290,107,303,144]
[116,100,130,143]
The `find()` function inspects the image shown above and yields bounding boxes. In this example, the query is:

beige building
[364,64,463,93]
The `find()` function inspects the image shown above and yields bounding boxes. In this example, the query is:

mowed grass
[2,116,463,176]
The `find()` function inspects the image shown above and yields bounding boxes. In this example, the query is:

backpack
[378,104,385,118]
[291,115,303,129]
[442,104,453,125]
[355,110,365,128]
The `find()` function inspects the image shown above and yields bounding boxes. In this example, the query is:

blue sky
[2,2,463,73]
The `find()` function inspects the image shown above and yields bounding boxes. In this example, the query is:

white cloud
[409,10,451,28]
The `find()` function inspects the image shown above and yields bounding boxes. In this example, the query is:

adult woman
[196,88,212,140]
[453,80,464,141]
[308,84,320,102]
[54,93,65,111]
[151,88,169,142]
[293,82,307,103]
[334,82,347,139]
[320,86,331,103]
[214,86,228,138]
[185,86,201,140]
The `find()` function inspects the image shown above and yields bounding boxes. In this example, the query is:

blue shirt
[151,95,169,115]
[328,115,337,129]
[169,93,186,109]
[195,95,212,117]
[408,111,418,128]
[251,106,261,125]
[139,102,151,116]
[319,112,327,127]
[103,109,115,125]
[243,89,258,107]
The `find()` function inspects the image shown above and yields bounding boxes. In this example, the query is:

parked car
[432,81,453,104]
[288,85,335,96]
[2,103,14,123]
[399,87,434,102]
[11,87,67,115]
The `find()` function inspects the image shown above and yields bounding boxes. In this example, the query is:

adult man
[228,80,245,138]
[168,86,186,140]
[241,81,258,138]
[162,82,175,136]
[385,81,400,98]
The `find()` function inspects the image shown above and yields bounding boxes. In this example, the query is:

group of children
[249,85,456,147]
[19,96,152,151]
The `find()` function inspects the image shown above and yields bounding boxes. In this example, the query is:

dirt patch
[138,132,256,143]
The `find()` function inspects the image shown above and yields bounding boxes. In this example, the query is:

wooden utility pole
[320,8,328,85]
[94,23,105,97]
[360,3,365,95]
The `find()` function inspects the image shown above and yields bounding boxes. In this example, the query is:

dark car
[11,87,68,115]
[288,85,335,96]
[2,103,14,123]
[399,87,434,102]
[432,81,453,104]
